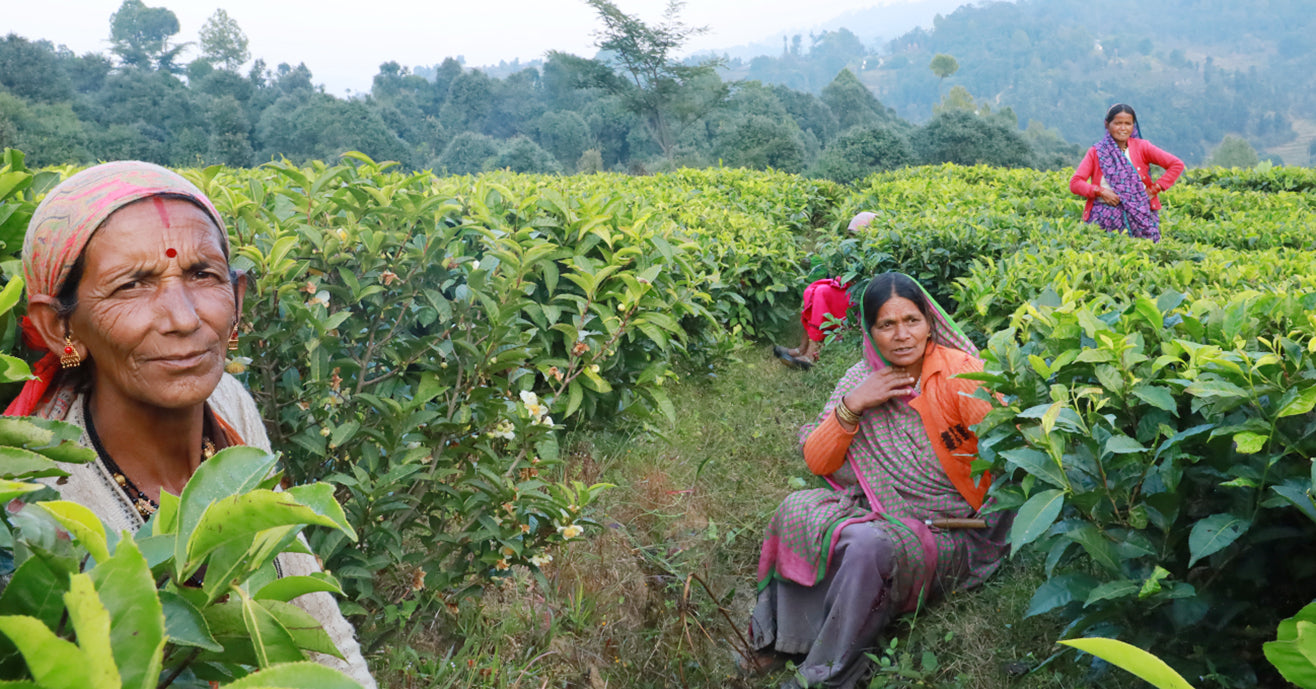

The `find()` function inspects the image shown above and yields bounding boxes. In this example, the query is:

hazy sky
[6,0,936,95]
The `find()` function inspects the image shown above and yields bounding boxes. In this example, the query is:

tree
[929,53,959,93]
[1208,135,1259,168]
[0,35,73,103]
[439,70,494,134]
[206,94,254,167]
[108,0,185,71]
[199,9,250,71]
[711,115,806,173]
[810,126,913,183]
[1023,120,1082,171]
[534,110,591,167]
[820,69,898,133]
[585,0,724,159]
[576,148,604,173]
[915,110,1033,168]
[438,131,499,174]
[542,52,622,112]
[492,136,562,174]
[933,84,977,114]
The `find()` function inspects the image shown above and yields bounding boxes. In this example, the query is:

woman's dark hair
[862,272,936,339]
[54,256,85,319]
[1105,103,1137,125]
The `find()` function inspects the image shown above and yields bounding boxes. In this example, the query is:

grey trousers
[750,521,898,689]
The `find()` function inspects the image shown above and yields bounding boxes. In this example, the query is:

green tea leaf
[1187,513,1250,567]
[1059,638,1195,689]
[0,556,69,628]
[1132,385,1178,414]
[159,590,222,652]
[1010,489,1064,553]
[62,574,120,689]
[88,537,165,689]
[1271,484,1316,525]
[0,615,98,689]
[1233,432,1268,454]
[1277,386,1316,418]
[254,573,345,602]
[36,501,110,564]
[175,447,279,579]
[999,448,1067,490]
[240,590,304,667]
[1103,435,1147,455]
[184,490,341,574]
[223,661,365,688]
[1084,580,1141,607]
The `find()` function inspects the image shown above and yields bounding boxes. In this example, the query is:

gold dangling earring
[60,335,82,369]
[228,329,240,352]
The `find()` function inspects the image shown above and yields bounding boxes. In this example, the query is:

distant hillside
[720,0,1315,165]
[701,0,968,62]
[863,0,1316,164]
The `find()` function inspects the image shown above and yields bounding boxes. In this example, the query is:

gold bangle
[835,399,862,426]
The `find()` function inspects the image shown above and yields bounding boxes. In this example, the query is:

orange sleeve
[803,409,856,476]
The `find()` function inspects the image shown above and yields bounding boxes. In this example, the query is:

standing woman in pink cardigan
[1069,103,1184,242]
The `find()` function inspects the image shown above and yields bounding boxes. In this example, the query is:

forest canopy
[3,0,1311,174]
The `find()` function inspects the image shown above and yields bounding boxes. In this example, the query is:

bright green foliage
[1059,638,1196,689]
[969,288,1316,676]
[1265,601,1316,688]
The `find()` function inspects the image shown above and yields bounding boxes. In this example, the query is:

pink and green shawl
[6,161,228,417]
[756,275,981,612]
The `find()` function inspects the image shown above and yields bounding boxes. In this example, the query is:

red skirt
[801,278,852,342]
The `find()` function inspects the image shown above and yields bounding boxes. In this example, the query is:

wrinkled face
[870,295,930,369]
[1107,112,1135,145]
[69,198,235,412]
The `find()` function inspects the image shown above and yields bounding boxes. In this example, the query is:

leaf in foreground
[1060,637,1195,689]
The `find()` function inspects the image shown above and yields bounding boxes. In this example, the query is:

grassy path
[380,335,1135,688]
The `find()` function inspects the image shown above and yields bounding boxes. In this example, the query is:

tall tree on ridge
[584,0,724,159]
[109,0,186,71]
[199,9,250,72]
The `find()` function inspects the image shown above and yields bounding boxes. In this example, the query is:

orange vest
[908,344,993,510]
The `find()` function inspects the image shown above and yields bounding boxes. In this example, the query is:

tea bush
[969,286,1316,679]
[198,156,729,644]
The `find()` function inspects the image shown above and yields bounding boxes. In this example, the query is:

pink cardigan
[1069,138,1185,221]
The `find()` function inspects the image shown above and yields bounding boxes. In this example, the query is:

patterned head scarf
[859,272,976,373]
[6,161,228,417]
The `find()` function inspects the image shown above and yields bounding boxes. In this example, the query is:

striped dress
[751,358,1010,689]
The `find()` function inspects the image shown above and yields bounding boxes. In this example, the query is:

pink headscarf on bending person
[6,161,229,416]
[846,211,877,232]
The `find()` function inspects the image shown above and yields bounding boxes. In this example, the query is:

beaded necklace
[83,396,216,521]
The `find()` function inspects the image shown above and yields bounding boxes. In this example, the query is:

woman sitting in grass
[747,272,1011,689]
